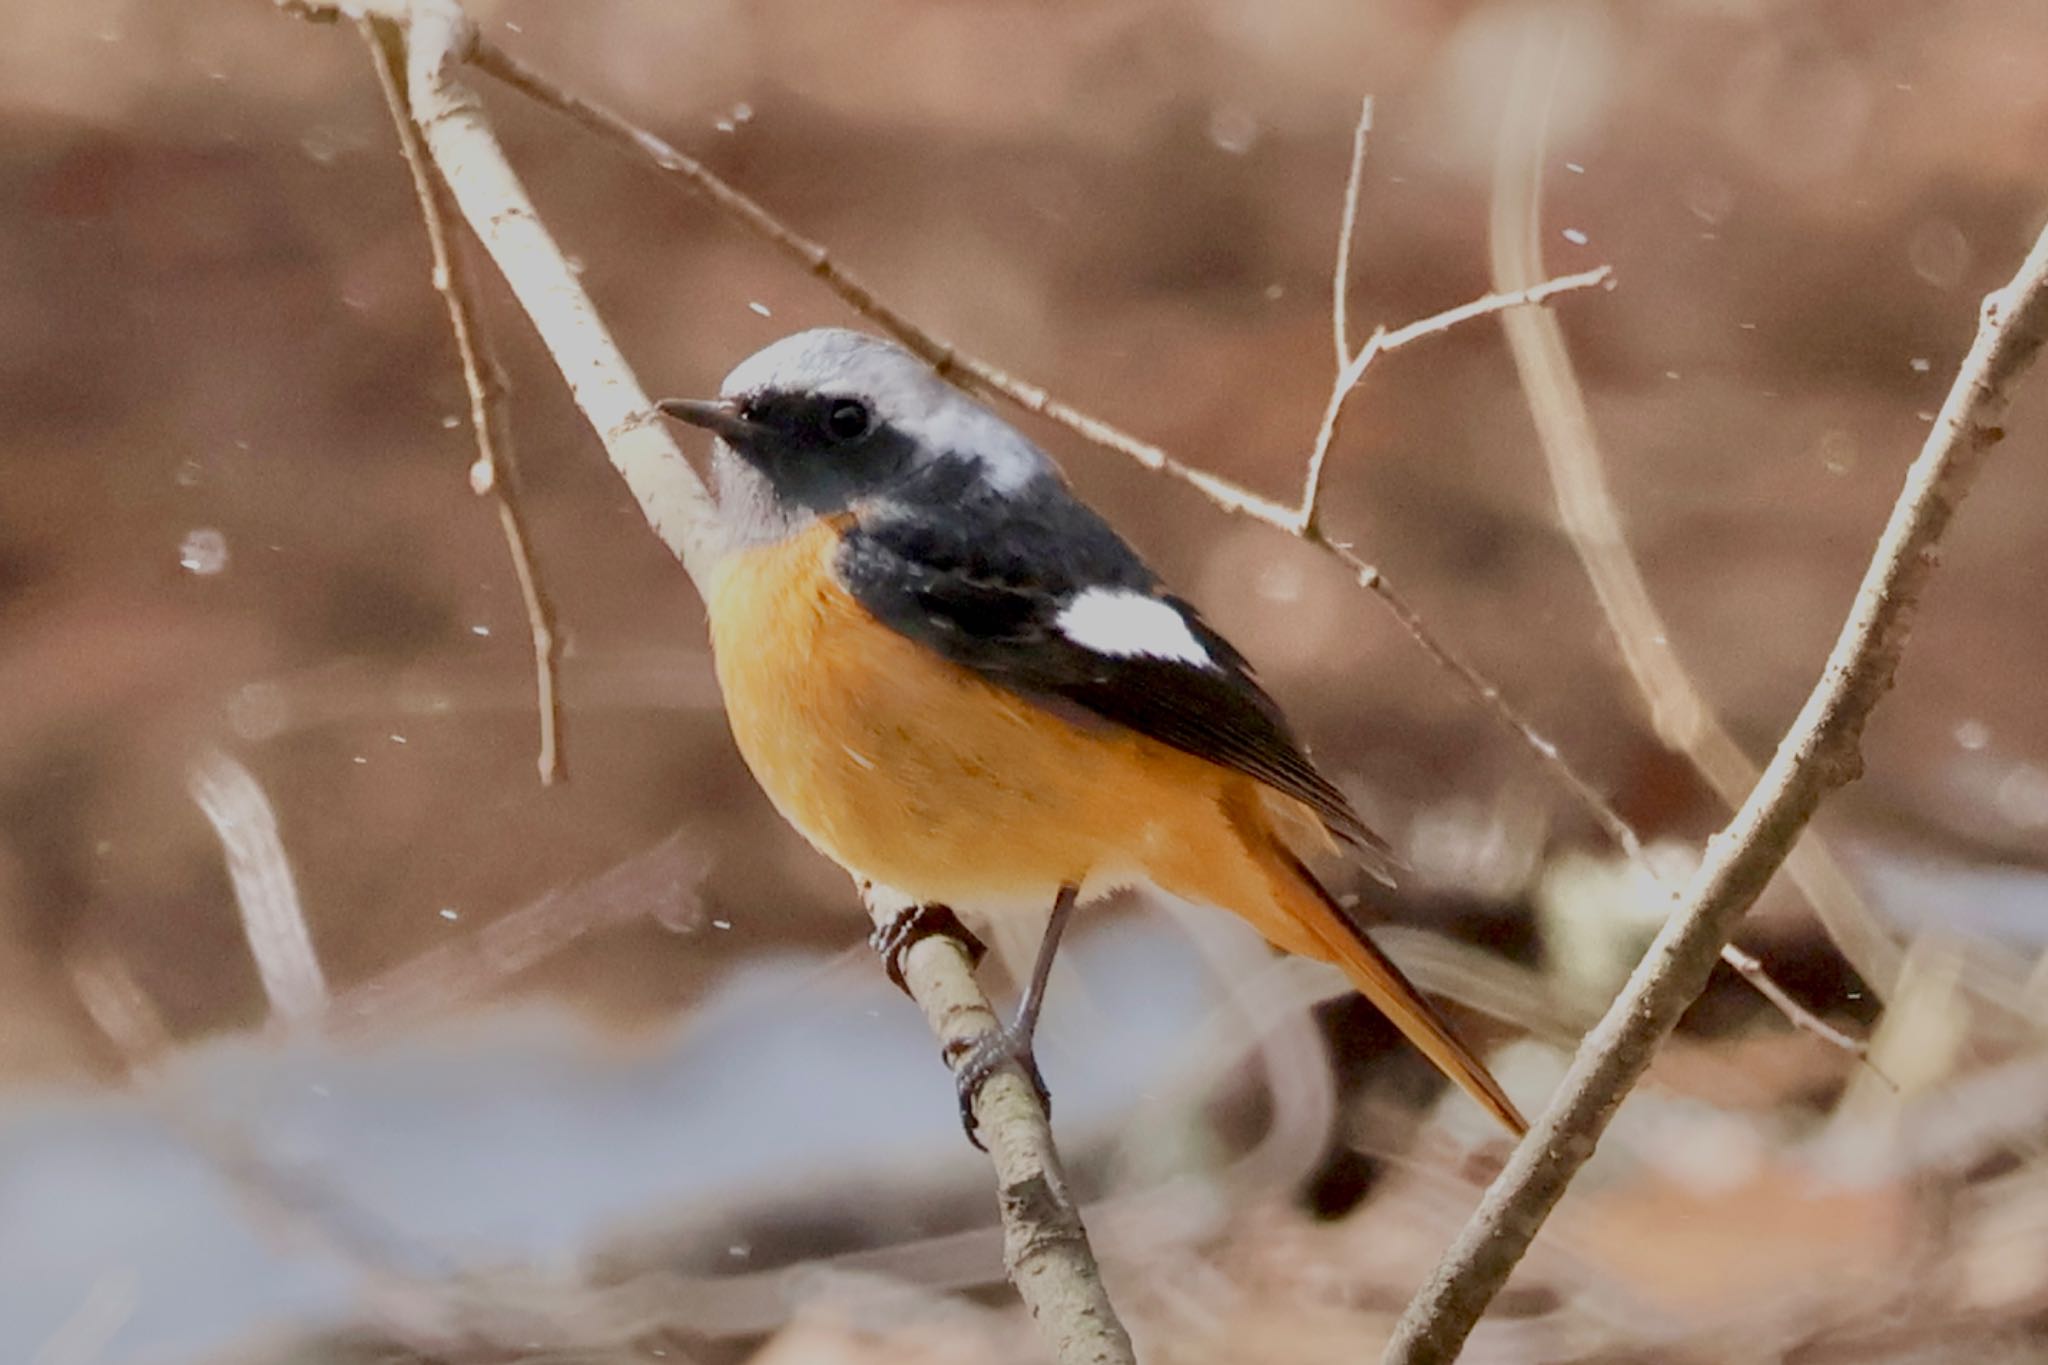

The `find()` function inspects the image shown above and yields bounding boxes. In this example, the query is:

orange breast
[703,520,1281,917]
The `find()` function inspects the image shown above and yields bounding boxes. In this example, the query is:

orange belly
[704,521,1294,922]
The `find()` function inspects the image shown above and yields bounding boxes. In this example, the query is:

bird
[658,328,1526,1144]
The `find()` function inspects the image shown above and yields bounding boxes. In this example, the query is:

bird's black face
[661,387,918,515]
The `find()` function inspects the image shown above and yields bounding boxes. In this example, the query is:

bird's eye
[824,399,871,442]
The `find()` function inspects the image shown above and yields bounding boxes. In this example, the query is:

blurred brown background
[4,1,2048,1362]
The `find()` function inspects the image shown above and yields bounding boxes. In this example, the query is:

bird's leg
[869,901,987,996]
[952,883,1079,1148]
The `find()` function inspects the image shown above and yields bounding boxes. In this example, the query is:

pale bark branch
[865,897,1138,1365]
[397,0,724,582]
[1383,210,2048,1365]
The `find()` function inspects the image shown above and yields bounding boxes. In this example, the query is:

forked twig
[1384,212,2048,1365]
[1298,266,1610,537]
[1314,81,1855,1053]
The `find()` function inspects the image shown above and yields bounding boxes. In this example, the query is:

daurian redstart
[660,329,1524,1143]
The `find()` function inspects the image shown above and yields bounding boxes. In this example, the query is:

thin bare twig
[361,16,565,784]
[1487,25,1904,1017]
[1320,534,1861,1062]
[487,34,1609,544]
[1716,941,1870,1060]
[1333,95,1374,372]
[1320,537,1637,864]
[1299,266,1610,536]
[1384,210,2048,1365]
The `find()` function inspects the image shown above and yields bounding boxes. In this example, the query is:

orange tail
[1272,848,1528,1137]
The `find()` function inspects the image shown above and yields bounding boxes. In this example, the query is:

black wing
[837,459,1389,862]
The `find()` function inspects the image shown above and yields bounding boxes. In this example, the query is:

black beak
[657,397,760,444]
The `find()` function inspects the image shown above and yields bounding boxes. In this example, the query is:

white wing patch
[1055,588,1212,667]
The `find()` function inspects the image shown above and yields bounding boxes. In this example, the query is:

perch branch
[361,16,564,784]
[1383,211,2048,1365]
[866,895,1137,1365]
[1487,27,1902,1011]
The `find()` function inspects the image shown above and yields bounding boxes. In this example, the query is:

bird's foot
[948,1019,1051,1151]
[869,901,986,996]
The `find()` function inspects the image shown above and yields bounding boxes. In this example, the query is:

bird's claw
[949,1020,1052,1151]
[869,902,986,996]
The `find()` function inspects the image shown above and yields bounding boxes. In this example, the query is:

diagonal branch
[188,747,328,1024]
[1383,209,2048,1365]
[863,894,1137,1365]
[392,0,722,579]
